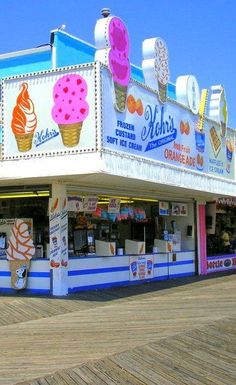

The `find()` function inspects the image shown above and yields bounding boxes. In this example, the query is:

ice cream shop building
[0,11,235,296]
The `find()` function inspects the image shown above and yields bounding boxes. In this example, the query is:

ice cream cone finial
[101,8,110,17]
[142,37,169,103]
[95,14,130,112]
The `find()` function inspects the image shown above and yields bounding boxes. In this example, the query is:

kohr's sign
[141,105,177,152]
[102,72,200,172]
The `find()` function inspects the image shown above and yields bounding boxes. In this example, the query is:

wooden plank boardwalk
[0,272,235,385]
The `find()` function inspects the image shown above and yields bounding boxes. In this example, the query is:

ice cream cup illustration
[6,219,35,290]
[11,83,37,152]
[195,129,205,153]
[226,140,233,173]
[51,74,89,147]
[147,259,153,274]
[130,261,137,277]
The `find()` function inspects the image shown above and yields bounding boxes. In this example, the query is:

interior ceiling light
[132,197,158,202]
[0,191,50,199]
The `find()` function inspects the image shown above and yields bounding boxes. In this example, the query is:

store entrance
[206,200,236,256]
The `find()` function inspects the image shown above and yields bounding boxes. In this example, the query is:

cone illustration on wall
[6,219,35,290]
[11,83,37,152]
[51,74,89,147]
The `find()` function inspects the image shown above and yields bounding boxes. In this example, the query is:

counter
[67,250,195,293]
[0,251,195,295]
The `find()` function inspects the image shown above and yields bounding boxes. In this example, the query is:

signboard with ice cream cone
[6,219,35,290]
[2,65,96,159]
[101,68,234,179]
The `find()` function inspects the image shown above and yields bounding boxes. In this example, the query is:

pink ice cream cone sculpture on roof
[95,13,131,112]
[6,219,35,290]
[51,74,89,147]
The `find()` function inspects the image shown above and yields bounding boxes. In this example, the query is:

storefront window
[67,195,195,256]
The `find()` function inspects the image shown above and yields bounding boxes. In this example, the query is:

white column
[49,183,68,295]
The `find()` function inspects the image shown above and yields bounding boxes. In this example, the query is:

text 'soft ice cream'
[11,83,37,151]
[51,74,89,147]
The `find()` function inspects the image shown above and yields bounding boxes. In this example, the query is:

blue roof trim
[0,50,51,78]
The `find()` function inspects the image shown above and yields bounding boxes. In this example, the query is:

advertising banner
[129,255,154,281]
[108,198,120,213]
[205,120,234,178]
[171,202,188,216]
[159,201,169,216]
[2,65,96,159]
[83,196,98,212]
[67,196,83,212]
[101,68,234,179]
[207,255,236,273]
[49,197,61,268]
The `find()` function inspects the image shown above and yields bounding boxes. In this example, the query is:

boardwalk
[0,272,235,385]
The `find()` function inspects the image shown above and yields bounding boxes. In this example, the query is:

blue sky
[0,0,236,127]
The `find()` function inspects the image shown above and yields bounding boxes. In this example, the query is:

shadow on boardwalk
[1,270,235,303]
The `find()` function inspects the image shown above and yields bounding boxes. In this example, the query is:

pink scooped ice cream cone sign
[6,219,35,290]
[51,74,89,147]
[95,16,130,112]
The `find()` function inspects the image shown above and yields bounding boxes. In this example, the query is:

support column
[49,183,68,295]
[196,201,207,275]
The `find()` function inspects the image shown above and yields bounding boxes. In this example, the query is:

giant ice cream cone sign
[11,83,37,152]
[95,15,130,112]
[142,37,169,103]
[6,219,35,290]
[51,74,89,147]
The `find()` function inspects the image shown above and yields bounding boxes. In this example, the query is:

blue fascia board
[0,50,52,78]
[0,30,176,101]
[53,31,95,67]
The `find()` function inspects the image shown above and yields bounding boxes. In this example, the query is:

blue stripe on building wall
[0,288,51,295]
[154,260,194,268]
[68,260,195,277]
[68,265,129,276]
[28,272,50,278]
[0,271,10,276]
[0,271,50,278]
